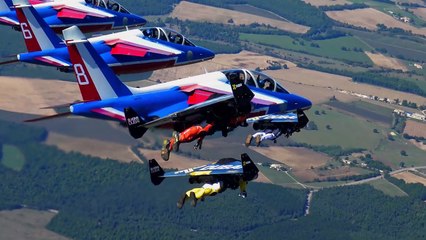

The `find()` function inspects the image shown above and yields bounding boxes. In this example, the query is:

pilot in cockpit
[261,78,274,91]
[239,72,245,82]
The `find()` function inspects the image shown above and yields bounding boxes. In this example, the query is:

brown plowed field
[412,7,426,21]
[0,76,79,115]
[365,51,408,71]
[394,171,426,186]
[326,8,426,37]
[404,120,426,138]
[171,1,310,33]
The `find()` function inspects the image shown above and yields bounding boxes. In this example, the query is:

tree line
[299,63,426,97]
[0,119,425,239]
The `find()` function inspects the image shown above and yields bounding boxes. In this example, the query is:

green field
[258,166,304,189]
[342,27,426,62]
[240,34,374,64]
[351,100,394,117]
[374,137,426,168]
[327,100,394,126]
[292,105,384,149]
[368,178,408,197]
[1,144,26,171]
[348,0,426,27]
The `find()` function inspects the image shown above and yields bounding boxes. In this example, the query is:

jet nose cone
[300,96,312,110]
[197,47,215,61]
[289,95,312,111]
[128,15,147,26]
[136,16,147,26]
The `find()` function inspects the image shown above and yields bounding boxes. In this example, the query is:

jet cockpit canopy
[141,27,195,46]
[223,69,289,93]
[85,0,130,13]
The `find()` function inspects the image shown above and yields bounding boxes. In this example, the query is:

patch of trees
[164,18,289,45]
[385,174,426,201]
[399,2,424,7]
[304,27,347,40]
[352,74,425,97]
[377,24,410,35]
[361,155,392,172]
[285,142,365,158]
[403,133,426,144]
[319,3,369,11]
[371,0,393,4]
[391,113,406,134]
[299,63,426,97]
[247,185,426,240]
[401,99,418,109]
[0,120,47,145]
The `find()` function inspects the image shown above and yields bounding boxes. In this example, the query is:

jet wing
[246,113,298,124]
[148,153,259,185]
[164,160,243,178]
[148,158,243,185]
[142,94,234,129]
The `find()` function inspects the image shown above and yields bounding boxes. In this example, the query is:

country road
[340,166,426,187]
[300,166,426,215]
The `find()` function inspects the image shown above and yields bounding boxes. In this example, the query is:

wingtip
[63,26,86,42]
[12,0,30,7]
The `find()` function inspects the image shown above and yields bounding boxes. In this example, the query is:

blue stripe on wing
[163,160,243,178]
[246,113,298,123]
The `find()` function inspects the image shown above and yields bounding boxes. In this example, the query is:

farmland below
[0,0,425,239]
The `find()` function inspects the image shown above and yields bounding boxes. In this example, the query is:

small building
[400,17,410,23]
[342,159,352,165]
[409,113,426,121]
[414,63,423,69]
[270,164,286,171]
[393,109,405,115]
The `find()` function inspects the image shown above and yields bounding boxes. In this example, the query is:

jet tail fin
[124,107,147,139]
[63,25,133,102]
[241,153,259,182]
[13,0,63,52]
[229,73,254,114]
[148,159,165,186]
